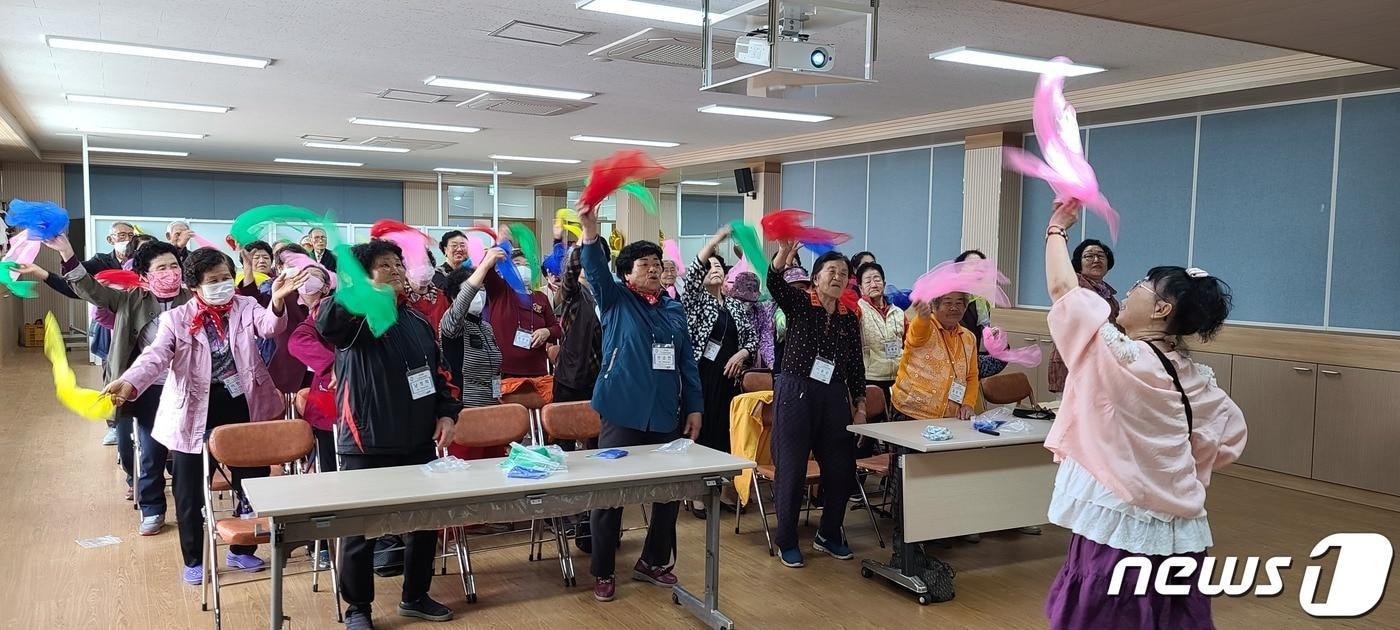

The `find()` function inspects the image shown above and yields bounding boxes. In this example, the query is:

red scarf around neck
[190,293,234,341]
[625,281,661,306]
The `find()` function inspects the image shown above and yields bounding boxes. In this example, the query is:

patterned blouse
[681,257,758,363]
[440,282,502,408]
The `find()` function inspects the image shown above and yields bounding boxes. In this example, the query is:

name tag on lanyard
[513,328,534,349]
[222,376,245,399]
[653,343,676,371]
[883,339,901,359]
[491,377,502,399]
[810,356,835,384]
[406,366,435,400]
[703,339,722,361]
[948,381,967,405]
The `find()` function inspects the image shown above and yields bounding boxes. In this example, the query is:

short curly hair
[182,247,236,288]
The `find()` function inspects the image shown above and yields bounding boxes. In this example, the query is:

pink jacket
[286,303,336,431]
[120,295,288,454]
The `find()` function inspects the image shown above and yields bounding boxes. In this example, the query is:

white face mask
[200,280,236,305]
[468,290,486,316]
[113,240,130,256]
[515,264,532,284]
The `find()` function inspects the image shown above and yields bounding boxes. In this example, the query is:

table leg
[269,518,285,630]
[673,477,735,629]
[858,448,932,604]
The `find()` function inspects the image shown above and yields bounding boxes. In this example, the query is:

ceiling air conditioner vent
[590,28,739,69]
[456,94,593,117]
[360,136,457,151]
[376,89,448,104]
[490,20,592,46]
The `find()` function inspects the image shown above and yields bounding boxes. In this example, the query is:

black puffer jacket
[317,300,462,455]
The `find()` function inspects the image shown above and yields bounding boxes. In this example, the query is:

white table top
[847,417,1053,453]
[244,445,754,518]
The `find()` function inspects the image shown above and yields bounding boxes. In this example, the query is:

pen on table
[977,428,1000,437]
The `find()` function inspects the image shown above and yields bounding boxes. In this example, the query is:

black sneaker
[398,596,453,622]
[344,609,374,630]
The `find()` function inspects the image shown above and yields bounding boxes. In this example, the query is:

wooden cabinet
[1231,356,1317,477]
[1311,366,1400,495]
[1190,351,1233,394]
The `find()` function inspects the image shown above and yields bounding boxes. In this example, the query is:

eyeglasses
[110,231,134,240]
[1131,278,1166,302]
[374,261,406,273]
[1081,253,1108,261]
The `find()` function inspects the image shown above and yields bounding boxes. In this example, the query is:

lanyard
[937,325,966,375]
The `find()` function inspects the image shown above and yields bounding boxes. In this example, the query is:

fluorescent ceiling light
[349,117,480,133]
[78,127,206,139]
[424,76,594,101]
[576,0,705,26]
[487,154,581,164]
[697,104,832,123]
[302,141,409,153]
[65,94,230,113]
[45,35,271,68]
[434,167,514,175]
[453,196,463,201]
[571,135,679,148]
[929,47,1105,77]
[680,180,721,186]
[87,147,189,157]
[275,158,364,167]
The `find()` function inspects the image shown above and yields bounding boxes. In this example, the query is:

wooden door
[1312,365,1400,495]
[1231,356,1317,476]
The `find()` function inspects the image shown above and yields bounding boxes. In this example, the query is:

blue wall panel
[1017,135,1058,307]
[780,161,814,214]
[930,145,966,269]
[813,156,869,255]
[1194,101,1336,326]
[1083,118,1196,294]
[867,149,932,288]
[1331,92,1400,331]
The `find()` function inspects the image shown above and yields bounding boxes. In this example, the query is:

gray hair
[166,220,190,233]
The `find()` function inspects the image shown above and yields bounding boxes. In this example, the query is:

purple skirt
[1046,534,1214,630]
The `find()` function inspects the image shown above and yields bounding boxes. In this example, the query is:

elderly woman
[726,270,775,370]
[1048,239,1119,394]
[104,247,305,585]
[1041,200,1245,630]
[892,290,979,422]
[955,249,1008,379]
[660,258,680,299]
[854,261,903,458]
[681,226,757,517]
[767,241,865,569]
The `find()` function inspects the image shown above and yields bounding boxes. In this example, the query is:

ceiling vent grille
[300,134,347,142]
[591,28,739,69]
[361,136,457,151]
[456,95,593,117]
[490,20,592,46]
[376,89,448,103]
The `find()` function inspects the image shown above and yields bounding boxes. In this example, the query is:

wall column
[743,162,781,256]
[960,132,1024,299]
[615,179,662,247]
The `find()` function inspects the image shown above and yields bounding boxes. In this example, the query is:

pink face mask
[146,268,183,298]
[298,274,325,296]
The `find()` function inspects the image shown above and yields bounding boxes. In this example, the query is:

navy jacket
[581,238,702,433]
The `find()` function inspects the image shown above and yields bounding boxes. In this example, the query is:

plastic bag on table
[997,419,1031,433]
[921,425,952,441]
[498,441,568,478]
[421,455,471,474]
[972,406,1014,433]
[589,448,629,459]
[653,438,693,454]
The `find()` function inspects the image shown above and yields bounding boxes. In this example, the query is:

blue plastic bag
[590,448,629,459]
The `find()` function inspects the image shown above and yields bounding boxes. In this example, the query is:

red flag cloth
[760,209,850,250]
[93,270,143,290]
[580,150,665,210]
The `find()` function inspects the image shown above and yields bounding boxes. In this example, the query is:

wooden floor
[2,350,1397,629]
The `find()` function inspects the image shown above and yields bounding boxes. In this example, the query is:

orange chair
[852,384,888,548]
[450,404,531,603]
[981,372,1035,406]
[203,420,320,630]
[537,400,603,584]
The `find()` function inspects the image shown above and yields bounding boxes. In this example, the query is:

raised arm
[442,247,504,339]
[905,301,934,348]
[1045,200,1081,303]
[765,240,806,314]
[576,203,621,310]
[63,262,128,312]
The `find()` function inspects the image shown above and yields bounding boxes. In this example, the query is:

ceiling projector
[734,35,834,72]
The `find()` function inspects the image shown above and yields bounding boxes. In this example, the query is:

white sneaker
[102,427,118,446]
[139,514,165,536]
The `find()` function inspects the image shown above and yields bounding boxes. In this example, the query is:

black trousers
[771,374,855,551]
[170,383,269,568]
[589,421,682,578]
[338,448,438,616]
[125,384,170,517]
